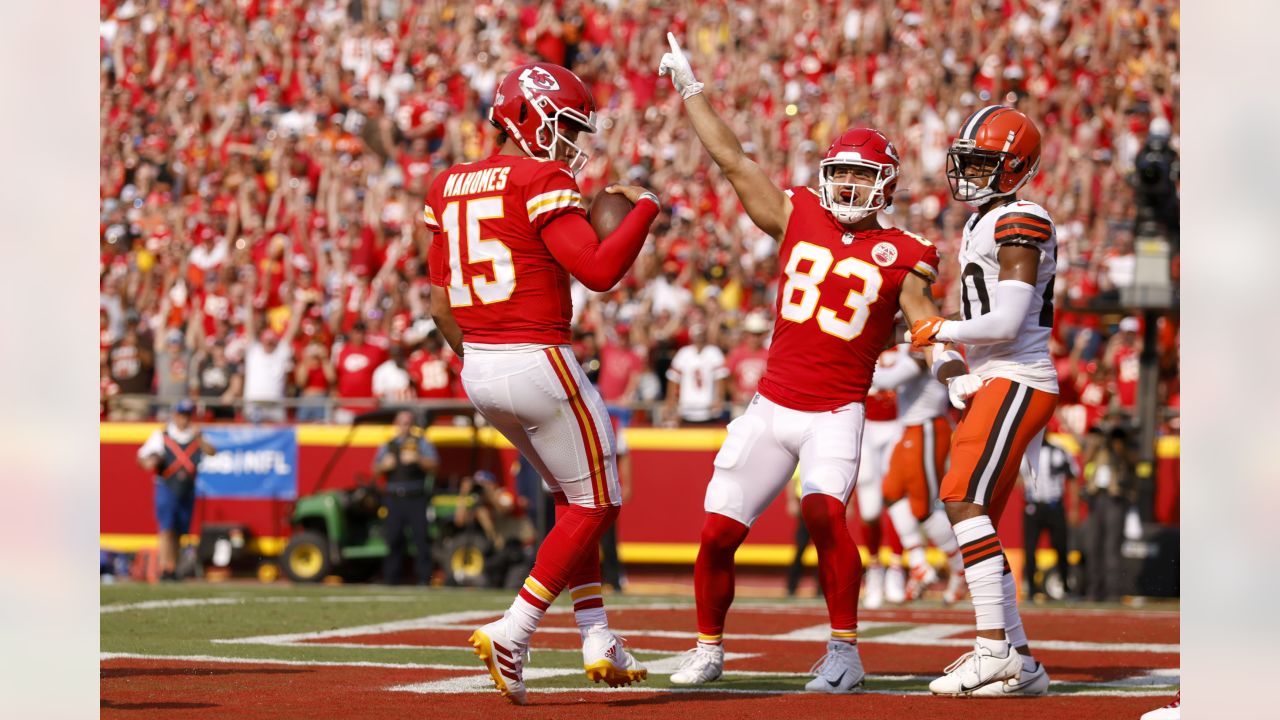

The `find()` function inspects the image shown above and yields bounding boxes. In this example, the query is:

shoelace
[808,646,851,680]
[611,634,636,666]
[942,651,977,674]
[676,646,715,672]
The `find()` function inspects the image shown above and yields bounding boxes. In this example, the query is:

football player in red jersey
[659,33,963,693]
[424,63,660,705]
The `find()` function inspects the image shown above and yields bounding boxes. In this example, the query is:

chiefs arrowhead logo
[871,241,898,267]
[519,66,560,92]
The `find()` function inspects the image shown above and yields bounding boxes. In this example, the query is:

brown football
[588,190,634,239]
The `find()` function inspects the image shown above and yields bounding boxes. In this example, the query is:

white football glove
[946,373,985,410]
[658,31,703,100]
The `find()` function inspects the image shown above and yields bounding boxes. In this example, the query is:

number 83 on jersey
[779,241,883,341]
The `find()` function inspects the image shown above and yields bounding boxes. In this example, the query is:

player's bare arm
[660,32,791,240]
[429,284,465,358]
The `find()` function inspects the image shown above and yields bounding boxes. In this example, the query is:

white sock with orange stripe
[954,515,1006,633]
[570,583,608,640]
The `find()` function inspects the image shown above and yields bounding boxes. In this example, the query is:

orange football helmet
[946,106,1041,204]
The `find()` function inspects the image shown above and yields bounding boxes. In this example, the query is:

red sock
[882,514,904,556]
[552,493,606,595]
[694,512,750,643]
[863,516,882,561]
[802,494,863,640]
[523,503,619,601]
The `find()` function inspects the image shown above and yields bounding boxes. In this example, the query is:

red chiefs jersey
[425,154,583,345]
[725,344,769,404]
[407,348,455,399]
[1113,344,1139,409]
[756,188,941,412]
[336,343,386,400]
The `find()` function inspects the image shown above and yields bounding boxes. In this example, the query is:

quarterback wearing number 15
[424,62,660,705]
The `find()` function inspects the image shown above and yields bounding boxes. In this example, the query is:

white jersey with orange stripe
[956,200,1058,393]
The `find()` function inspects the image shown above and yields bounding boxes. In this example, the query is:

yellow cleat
[582,630,648,687]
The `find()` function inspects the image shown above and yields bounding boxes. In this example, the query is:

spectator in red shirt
[294,339,336,423]
[596,323,646,408]
[1106,316,1142,413]
[725,311,771,410]
[407,331,456,400]
[335,320,386,423]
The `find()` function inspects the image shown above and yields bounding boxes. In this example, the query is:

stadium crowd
[99,0,1179,448]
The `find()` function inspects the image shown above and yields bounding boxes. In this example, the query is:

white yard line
[100,652,472,671]
[101,595,429,614]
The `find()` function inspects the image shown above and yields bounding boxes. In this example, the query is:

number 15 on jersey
[440,197,516,307]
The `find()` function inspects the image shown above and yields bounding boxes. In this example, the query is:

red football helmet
[947,105,1041,203]
[818,128,900,224]
[488,63,597,175]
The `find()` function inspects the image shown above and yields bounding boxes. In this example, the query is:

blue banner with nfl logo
[195,427,298,500]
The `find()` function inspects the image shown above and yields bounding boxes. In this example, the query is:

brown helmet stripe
[961,105,1007,141]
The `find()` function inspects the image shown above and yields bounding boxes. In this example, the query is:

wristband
[637,191,661,211]
[931,349,965,381]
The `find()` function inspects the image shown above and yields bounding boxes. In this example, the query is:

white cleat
[943,569,968,605]
[971,660,1050,697]
[905,564,939,601]
[582,629,648,687]
[1140,691,1181,719]
[669,643,724,685]
[803,640,865,693]
[928,640,1022,696]
[469,619,529,705]
[885,565,907,604]
[862,566,885,609]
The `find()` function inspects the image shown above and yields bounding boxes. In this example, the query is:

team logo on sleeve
[519,66,560,91]
[871,242,899,266]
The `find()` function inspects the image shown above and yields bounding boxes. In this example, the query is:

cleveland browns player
[659,33,963,693]
[909,105,1059,697]
[425,62,658,705]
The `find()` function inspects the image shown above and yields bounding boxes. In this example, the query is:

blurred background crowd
[99,0,1180,450]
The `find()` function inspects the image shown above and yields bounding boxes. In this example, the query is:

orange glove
[909,317,946,351]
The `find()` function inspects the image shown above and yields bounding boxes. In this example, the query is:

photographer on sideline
[375,410,440,585]
[136,398,217,581]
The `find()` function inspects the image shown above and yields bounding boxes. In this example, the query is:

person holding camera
[1081,425,1137,602]
[136,398,217,581]
[374,410,440,585]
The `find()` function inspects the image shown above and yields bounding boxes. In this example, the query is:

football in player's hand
[588,190,634,239]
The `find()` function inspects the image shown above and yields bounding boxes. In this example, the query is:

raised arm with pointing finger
[659,33,792,240]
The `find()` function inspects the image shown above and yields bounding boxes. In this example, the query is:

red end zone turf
[102,603,1177,720]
